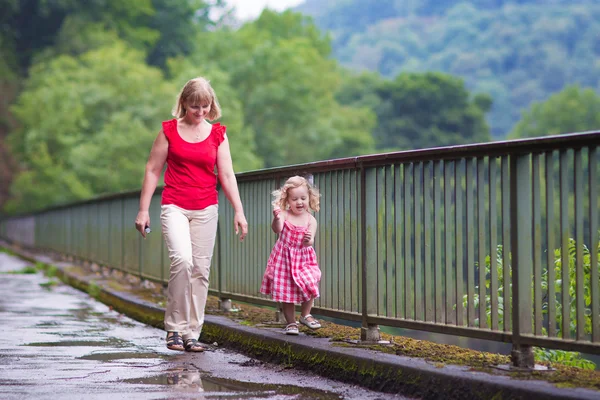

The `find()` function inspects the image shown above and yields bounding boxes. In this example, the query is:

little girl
[260,176,322,335]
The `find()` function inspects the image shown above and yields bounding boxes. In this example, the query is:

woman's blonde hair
[272,176,320,212]
[172,77,222,120]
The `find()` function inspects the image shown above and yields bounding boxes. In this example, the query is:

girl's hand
[234,211,248,241]
[273,207,281,218]
[302,231,312,246]
[302,221,312,246]
[135,211,150,238]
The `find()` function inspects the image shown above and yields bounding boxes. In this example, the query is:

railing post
[510,154,534,368]
[360,163,381,342]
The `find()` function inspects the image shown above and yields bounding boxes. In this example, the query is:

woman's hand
[234,211,248,241]
[135,211,150,238]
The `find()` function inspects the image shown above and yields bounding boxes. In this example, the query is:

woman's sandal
[299,314,321,329]
[166,332,184,351]
[284,322,299,335]
[184,338,205,352]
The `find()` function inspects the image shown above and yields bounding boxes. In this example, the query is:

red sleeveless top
[161,118,226,210]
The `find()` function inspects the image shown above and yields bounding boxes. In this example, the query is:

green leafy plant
[463,237,599,369]
[533,347,596,370]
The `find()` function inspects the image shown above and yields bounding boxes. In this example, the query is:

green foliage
[533,347,596,370]
[372,72,491,150]
[87,281,102,299]
[45,265,58,278]
[6,42,176,213]
[0,247,17,256]
[509,85,600,138]
[185,10,376,167]
[0,0,222,72]
[39,279,60,289]
[1,265,37,274]
[0,0,156,70]
[464,238,599,369]
[545,239,596,338]
[296,1,600,137]
[146,0,225,68]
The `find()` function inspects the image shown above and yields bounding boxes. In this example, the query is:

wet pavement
[0,252,413,400]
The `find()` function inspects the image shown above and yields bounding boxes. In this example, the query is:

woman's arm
[217,134,248,241]
[135,130,168,238]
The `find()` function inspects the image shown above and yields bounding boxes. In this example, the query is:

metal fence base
[275,307,287,324]
[219,298,232,313]
[511,345,534,368]
[361,324,381,342]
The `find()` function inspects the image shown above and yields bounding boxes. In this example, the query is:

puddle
[35,321,62,327]
[24,337,130,347]
[79,352,165,361]
[123,369,343,399]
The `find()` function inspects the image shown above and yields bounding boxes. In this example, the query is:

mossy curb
[199,321,503,399]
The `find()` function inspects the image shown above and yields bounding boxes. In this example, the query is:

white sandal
[299,314,321,329]
[284,322,299,335]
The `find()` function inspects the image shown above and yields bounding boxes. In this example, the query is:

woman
[135,77,248,352]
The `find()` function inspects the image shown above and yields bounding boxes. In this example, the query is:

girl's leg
[301,298,314,319]
[300,298,321,328]
[160,205,193,338]
[187,205,219,341]
[281,302,296,324]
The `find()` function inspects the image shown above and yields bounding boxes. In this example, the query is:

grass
[1,264,40,274]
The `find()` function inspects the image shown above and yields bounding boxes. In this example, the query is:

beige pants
[160,204,218,340]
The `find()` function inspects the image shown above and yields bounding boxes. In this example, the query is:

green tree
[0,0,222,72]
[6,42,176,213]
[509,85,600,139]
[186,10,375,167]
[147,0,226,68]
[373,72,491,150]
[0,0,156,71]
[296,1,600,137]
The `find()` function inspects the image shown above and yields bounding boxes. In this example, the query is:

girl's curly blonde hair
[272,176,320,212]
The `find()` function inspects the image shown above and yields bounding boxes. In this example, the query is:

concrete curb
[5,245,600,400]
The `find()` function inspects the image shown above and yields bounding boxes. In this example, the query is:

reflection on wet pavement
[123,369,344,399]
[0,251,411,400]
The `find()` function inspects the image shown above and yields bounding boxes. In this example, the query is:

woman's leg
[281,302,296,324]
[160,205,193,338]
[187,205,219,340]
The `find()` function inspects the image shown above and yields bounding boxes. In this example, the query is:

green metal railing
[1,131,599,364]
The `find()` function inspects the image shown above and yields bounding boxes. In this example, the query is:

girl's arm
[271,208,285,234]
[135,130,168,238]
[302,215,318,246]
[217,134,248,241]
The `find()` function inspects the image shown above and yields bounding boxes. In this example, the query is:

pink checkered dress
[260,220,321,304]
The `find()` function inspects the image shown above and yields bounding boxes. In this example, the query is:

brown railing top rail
[2,131,599,217]
[235,130,600,181]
